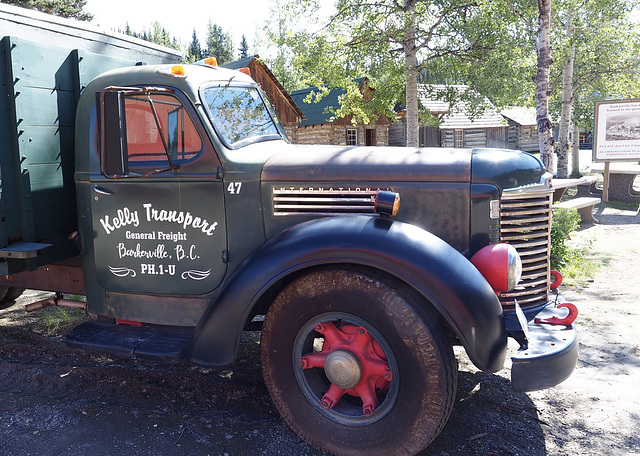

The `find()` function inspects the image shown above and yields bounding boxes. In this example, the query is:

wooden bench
[555,197,601,223]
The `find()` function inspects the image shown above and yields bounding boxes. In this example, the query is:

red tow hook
[549,270,563,290]
[535,303,578,326]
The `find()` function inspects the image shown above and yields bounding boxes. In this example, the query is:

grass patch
[35,306,87,337]
[558,242,599,286]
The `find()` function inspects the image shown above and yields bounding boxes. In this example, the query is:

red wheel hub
[298,321,392,416]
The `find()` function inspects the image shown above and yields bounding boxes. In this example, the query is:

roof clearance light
[239,67,251,76]
[203,57,218,67]
[375,191,400,218]
[157,65,188,78]
[172,65,186,76]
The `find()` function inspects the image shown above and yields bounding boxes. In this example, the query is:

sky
[84,0,273,53]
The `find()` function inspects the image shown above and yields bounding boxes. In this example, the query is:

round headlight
[470,243,522,294]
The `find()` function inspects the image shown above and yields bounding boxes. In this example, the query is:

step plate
[66,321,192,362]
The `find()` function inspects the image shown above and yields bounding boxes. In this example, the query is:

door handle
[92,185,114,196]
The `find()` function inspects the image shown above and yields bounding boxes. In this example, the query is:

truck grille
[499,188,553,311]
[272,188,381,216]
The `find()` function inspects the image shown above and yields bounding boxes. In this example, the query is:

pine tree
[238,35,250,59]
[2,0,93,20]
[186,29,203,63]
[205,20,233,65]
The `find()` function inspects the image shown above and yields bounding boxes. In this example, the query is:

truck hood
[261,144,472,183]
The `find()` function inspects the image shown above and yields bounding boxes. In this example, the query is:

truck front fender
[186,216,507,372]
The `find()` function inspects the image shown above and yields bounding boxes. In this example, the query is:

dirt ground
[1,204,639,456]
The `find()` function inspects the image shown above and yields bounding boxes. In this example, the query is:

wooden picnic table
[590,163,640,203]
[551,176,600,203]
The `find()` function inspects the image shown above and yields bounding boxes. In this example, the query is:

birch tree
[553,0,640,177]
[556,8,575,178]
[269,0,505,147]
[536,0,555,171]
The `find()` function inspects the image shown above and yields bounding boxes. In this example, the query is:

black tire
[261,267,457,456]
[0,287,25,310]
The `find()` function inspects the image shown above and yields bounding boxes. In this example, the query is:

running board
[66,321,192,362]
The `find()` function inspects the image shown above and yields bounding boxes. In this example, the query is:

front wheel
[261,267,457,456]
[0,287,23,310]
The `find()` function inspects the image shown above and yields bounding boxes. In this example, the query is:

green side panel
[0,35,175,275]
[9,37,80,248]
[76,48,143,89]
[0,37,19,249]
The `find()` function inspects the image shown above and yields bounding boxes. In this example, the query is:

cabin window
[454,129,464,148]
[347,128,358,145]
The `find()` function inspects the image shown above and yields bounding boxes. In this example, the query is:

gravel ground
[1,204,639,456]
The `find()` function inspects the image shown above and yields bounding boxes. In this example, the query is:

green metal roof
[290,86,345,127]
[223,56,254,70]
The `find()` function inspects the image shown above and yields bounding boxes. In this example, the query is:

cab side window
[124,93,202,166]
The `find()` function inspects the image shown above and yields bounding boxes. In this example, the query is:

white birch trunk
[557,8,575,178]
[571,123,580,176]
[404,0,419,148]
[535,0,555,172]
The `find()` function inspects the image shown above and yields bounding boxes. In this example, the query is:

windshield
[201,86,283,148]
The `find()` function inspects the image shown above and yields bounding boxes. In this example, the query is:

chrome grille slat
[273,188,381,216]
[499,188,553,310]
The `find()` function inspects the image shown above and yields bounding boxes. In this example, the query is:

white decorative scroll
[181,269,212,280]
[109,266,137,278]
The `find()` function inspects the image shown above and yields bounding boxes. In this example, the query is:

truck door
[90,87,227,295]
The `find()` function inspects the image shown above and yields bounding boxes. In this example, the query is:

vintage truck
[1,4,578,456]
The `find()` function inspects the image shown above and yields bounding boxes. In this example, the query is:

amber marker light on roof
[239,67,251,76]
[172,65,186,76]
[203,57,218,67]
[157,65,187,78]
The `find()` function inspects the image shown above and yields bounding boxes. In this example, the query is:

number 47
[227,182,242,195]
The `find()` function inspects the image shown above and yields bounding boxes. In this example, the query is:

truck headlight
[470,243,522,294]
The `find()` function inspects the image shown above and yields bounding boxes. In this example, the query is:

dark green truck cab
[1,7,577,455]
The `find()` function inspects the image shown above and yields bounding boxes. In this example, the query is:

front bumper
[508,304,578,392]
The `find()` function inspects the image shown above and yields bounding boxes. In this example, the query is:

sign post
[593,99,640,202]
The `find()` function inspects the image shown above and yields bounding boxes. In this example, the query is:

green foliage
[266,0,520,128]
[550,0,640,132]
[2,0,92,20]
[551,207,596,284]
[124,21,181,50]
[551,207,581,270]
[267,0,640,144]
[266,0,545,132]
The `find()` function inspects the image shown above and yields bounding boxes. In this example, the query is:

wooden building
[420,85,508,148]
[501,107,539,152]
[390,85,539,152]
[288,79,391,146]
[223,56,305,136]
